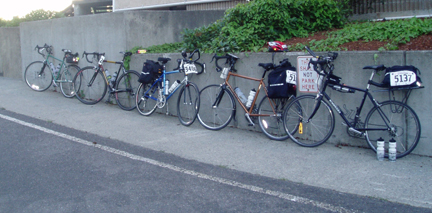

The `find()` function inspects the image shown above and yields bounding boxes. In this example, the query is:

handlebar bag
[382,65,422,88]
[138,60,163,84]
[267,62,297,98]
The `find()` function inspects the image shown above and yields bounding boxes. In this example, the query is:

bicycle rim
[60,65,80,98]
[115,70,140,111]
[136,83,158,116]
[258,96,291,141]
[365,101,421,158]
[283,95,335,147]
[177,82,200,126]
[74,67,107,105]
[24,61,53,92]
[197,84,235,130]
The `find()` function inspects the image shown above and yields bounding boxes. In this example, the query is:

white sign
[297,56,319,93]
[388,70,416,86]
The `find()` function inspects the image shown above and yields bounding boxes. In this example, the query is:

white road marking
[0,113,355,213]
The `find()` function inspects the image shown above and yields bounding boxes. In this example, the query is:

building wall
[0,27,21,78]
[113,0,247,11]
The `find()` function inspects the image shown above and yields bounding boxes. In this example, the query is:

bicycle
[24,44,80,98]
[135,49,204,126]
[283,46,421,158]
[197,53,295,140]
[73,51,140,110]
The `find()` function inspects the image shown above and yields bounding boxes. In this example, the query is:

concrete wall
[0,9,430,156]
[19,10,225,80]
[0,27,21,78]
[129,50,431,156]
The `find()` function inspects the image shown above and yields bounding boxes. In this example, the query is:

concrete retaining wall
[130,51,431,156]
[0,10,430,156]
[0,27,21,78]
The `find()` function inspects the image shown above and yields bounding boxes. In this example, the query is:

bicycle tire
[258,96,291,141]
[73,66,107,105]
[115,70,140,111]
[177,82,200,126]
[364,100,421,158]
[60,64,80,98]
[136,82,159,116]
[283,95,335,147]
[24,61,53,92]
[197,84,235,130]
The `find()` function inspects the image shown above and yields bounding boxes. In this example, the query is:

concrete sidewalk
[1,77,431,208]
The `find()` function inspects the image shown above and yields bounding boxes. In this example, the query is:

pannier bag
[382,65,422,88]
[138,60,163,84]
[267,59,297,98]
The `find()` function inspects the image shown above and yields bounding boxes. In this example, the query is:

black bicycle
[73,51,140,110]
[283,46,421,158]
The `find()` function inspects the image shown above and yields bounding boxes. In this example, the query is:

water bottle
[49,62,55,72]
[54,64,61,76]
[389,138,397,162]
[164,80,169,95]
[376,137,385,161]
[105,70,111,81]
[220,67,229,79]
[111,72,117,82]
[168,80,180,94]
[246,88,256,108]
[234,87,247,104]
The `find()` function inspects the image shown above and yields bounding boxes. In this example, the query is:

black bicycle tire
[24,61,53,92]
[257,96,291,141]
[364,100,421,158]
[177,82,200,126]
[283,95,335,147]
[115,70,140,111]
[73,66,107,105]
[197,84,236,130]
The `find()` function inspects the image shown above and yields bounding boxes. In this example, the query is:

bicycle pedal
[348,127,363,136]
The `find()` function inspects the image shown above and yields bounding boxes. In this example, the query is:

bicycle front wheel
[136,83,158,116]
[60,65,80,98]
[24,61,53,92]
[258,96,291,141]
[283,95,335,147]
[365,101,421,158]
[177,82,200,126]
[197,84,235,130]
[115,70,140,111]
[73,67,107,105]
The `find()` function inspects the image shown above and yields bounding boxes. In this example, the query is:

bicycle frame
[310,69,392,135]
[42,53,68,82]
[224,72,269,116]
[143,68,187,102]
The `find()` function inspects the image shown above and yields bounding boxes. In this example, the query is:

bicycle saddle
[363,64,385,71]
[158,57,171,64]
[258,63,274,70]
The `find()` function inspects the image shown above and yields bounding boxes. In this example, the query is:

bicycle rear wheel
[258,96,291,141]
[136,83,159,116]
[60,65,80,98]
[115,70,140,111]
[365,100,421,158]
[197,84,235,130]
[283,95,335,147]
[24,61,53,92]
[73,67,107,105]
[177,82,200,126]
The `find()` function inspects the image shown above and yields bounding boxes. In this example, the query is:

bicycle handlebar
[34,43,52,57]
[212,53,239,72]
[174,49,205,75]
[82,51,105,64]
[304,46,338,75]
